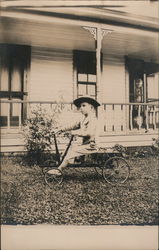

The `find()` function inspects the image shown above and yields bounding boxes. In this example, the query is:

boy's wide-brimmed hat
[73,96,100,108]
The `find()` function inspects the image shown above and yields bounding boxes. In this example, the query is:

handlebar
[53,130,73,138]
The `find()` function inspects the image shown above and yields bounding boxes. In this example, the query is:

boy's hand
[53,129,61,135]
[71,130,79,136]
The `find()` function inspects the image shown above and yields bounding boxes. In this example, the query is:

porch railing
[99,102,159,133]
[0,100,159,134]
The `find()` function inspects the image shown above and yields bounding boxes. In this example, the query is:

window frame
[126,57,159,103]
[73,50,101,99]
[0,44,31,127]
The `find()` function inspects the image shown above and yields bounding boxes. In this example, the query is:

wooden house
[0,0,159,153]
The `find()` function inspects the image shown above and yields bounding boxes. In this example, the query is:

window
[74,50,99,99]
[147,73,159,102]
[126,57,159,103]
[0,44,31,127]
[126,58,145,103]
[126,57,159,129]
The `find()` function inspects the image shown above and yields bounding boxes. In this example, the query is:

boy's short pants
[64,142,97,161]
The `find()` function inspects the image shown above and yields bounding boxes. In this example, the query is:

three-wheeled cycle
[40,132,130,188]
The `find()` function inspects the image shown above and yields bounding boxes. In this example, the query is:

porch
[1,100,158,153]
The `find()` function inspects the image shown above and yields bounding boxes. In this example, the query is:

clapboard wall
[102,55,127,103]
[28,47,127,104]
[29,47,74,102]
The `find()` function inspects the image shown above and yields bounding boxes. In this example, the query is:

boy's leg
[58,159,70,171]
[58,144,97,171]
[47,145,78,175]
[48,144,97,175]
[57,145,80,171]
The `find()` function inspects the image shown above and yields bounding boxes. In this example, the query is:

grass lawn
[1,155,158,225]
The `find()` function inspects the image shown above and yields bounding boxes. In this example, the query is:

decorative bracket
[83,26,113,41]
[83,26,97,40]
[101,29,112,40]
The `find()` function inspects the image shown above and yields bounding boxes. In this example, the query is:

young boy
[48,96,100,175]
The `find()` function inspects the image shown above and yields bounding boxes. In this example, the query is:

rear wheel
[44,168,63,188]
[102,157,130,185]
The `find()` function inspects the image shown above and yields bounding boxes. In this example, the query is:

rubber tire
[102,156,130,185]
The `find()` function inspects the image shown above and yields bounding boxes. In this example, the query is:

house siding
[102,55,126,103]
[29,47,73,102]
[29,49,127,104]
[100,55,127,132]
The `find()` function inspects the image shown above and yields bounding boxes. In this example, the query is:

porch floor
[1,128,158,153]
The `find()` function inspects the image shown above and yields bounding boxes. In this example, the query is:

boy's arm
[57,120,80,133]
[71,119,97,137]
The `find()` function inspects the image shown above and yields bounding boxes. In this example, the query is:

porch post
[96,28,112,104]
[83,26,112,134]
[96,27,102,104]
[143,73,147,102]
[83,26,112,104]
[143,72,147,129]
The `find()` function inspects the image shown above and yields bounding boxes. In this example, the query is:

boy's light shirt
[58,111,99,144]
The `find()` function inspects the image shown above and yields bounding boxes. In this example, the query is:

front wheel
[39,160,58,175]
[102,157,130,185]
[44,168,63,188]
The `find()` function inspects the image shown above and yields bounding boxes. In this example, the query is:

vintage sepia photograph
[0,0,159,249]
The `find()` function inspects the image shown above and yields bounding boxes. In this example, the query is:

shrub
[112,144,128,157]
[22,104,61,164]
[22,102,81,165]
[126,138,159,158]
[152,138,159,155]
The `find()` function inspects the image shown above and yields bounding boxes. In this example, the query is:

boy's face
[79,102,93,115]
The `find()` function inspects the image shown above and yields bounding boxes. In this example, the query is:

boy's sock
[58,159,70,171]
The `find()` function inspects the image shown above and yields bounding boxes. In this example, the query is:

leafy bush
[22,102,81,165]
[112,144,128,157]
[152,137,159,155]
[127,138,159,158]
[22,104,61,164]
[132,147,152,158]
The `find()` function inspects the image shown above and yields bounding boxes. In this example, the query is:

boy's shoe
[47,168,62,176]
